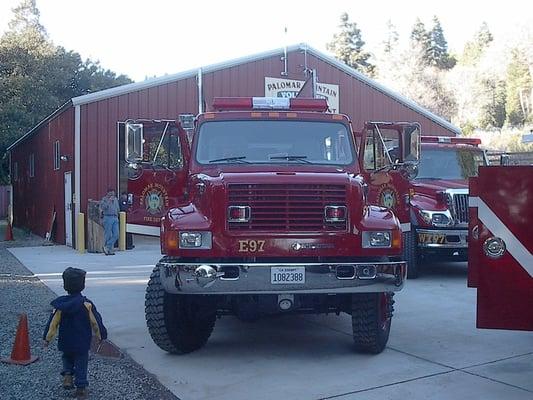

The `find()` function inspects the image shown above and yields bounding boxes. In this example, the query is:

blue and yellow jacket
[43,293,107,353]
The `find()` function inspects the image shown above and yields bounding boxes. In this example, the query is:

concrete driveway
[9,238,533,400]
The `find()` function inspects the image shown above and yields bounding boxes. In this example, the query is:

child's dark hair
[62,267,86,294]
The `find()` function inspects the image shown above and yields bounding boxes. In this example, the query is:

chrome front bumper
[159,261,406,294]
[416,229,468,249]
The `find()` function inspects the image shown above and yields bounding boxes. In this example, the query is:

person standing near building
[100,188,119,255]
[119,192,134,250]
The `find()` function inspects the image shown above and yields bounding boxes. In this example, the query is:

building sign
[265,77,340,113]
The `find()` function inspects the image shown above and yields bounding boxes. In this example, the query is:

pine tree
[382,19,399,54]
[478,77,506,128]
[327,13,376,77]
[8,0,45,34]
[428,16,455,69]
[410,18,431,61]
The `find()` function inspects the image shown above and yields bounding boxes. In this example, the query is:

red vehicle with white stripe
[134,97,421,354]
[468,165,533,331]
[400,136,487,278]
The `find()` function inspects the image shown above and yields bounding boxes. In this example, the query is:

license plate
[418,233,446,244]
[271,267,305,284]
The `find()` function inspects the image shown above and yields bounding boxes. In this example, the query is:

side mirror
[402,124,421,163]
[125,122,144,162]
[399,163,419,180]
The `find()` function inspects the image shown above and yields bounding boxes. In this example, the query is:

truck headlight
[179,231,212,249]
[362,231,392,248]
[419,209,453,227]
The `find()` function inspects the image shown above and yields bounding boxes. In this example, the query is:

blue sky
[0,0,531,81]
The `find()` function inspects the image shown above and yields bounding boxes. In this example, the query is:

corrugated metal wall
[14,47,457,243]
[11,108,74,242]
[79,49,453,218]
[79,79,198,214]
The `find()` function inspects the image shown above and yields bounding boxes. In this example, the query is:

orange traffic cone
[1,314,38,365]
[4,220,13,241]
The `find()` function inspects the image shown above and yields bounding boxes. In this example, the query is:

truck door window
[125,123,143,162]
[363,127,401,171]
[167,134,183,169]
[144,124,183,169]
[417,149,485,179]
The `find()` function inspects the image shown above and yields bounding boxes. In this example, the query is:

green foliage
[479,128,533,152]
[327,13,376,77]
[505,48,532,126]
[410,18,431,53]
[0,0,131,184]
[477,77,507,128]
[461,22,493,66]
[460,122,476,137]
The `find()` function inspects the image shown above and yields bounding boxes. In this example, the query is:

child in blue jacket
[43,267,107,400]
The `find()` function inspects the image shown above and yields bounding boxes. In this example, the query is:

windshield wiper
[269,155,311,164]
[208,156,250,164]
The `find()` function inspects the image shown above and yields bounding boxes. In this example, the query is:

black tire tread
[351,293,393,354]
[145,266,216,354]
[404,230,420,279]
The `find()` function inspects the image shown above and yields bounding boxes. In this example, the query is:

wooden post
[87,200,104,253]
[119,212,126,251]
[77,213,86,253]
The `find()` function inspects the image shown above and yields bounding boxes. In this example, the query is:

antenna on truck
[281,26,288,76]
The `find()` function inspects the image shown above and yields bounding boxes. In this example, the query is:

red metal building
[8,44,460,246]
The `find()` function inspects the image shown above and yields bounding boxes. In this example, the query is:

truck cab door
[468,166,533,331]
[118,119,190,235]
[359,122,420,231]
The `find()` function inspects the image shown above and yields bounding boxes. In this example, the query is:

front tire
[145,266,217,354]
[351,293,394,354]
[403,230,420,279]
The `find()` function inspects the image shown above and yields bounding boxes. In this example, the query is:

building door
[64,171,73,247]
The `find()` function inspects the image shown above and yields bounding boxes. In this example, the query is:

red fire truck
[363,135,487,278]
[124,97,420,354]
[468,165,533,331]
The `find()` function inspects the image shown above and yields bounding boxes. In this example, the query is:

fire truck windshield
[416,148,485,180]
[195,120,355,166]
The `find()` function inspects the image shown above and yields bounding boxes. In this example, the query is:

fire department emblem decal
[377,184,398,209]
[141,183,169,215]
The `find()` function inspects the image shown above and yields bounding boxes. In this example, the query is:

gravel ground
[0,226,179,400]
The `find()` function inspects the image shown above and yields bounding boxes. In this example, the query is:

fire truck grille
[451,193,469,224]
[228,184,347,232]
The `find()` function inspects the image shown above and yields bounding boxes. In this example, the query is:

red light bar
[421,136,481,146]
[212,97,329,112]
[212,98,253,111]
[289,98,328,112]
